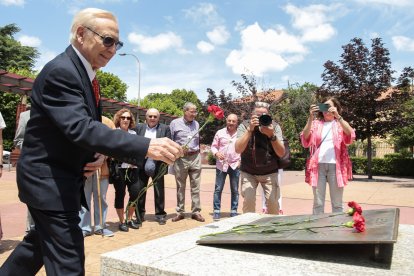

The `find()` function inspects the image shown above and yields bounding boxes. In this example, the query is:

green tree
[0,92,20,151]
[140,94,182,116]
[96,70,127,101]
[320,37,411,178]
[0,24,39,150]
[272,82,318,156]
[0,24,39,71]
[140,89,202,117]
[392,67,414,151]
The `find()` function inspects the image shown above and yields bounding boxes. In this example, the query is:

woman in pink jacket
[301,97,355,215]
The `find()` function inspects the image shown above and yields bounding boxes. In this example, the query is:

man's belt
[185,150,200,156]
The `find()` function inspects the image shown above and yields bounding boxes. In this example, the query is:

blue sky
[1,0,414,101]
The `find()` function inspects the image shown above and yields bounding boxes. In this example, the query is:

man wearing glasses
[134,108,170,225]
[0,8,183,276]
[169,102,205,222]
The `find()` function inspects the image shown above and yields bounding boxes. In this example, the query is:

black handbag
[107,158,122,184]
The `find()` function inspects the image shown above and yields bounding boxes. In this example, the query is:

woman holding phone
[301,97,355,214]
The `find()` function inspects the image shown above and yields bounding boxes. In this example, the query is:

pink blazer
[301,119,355,187]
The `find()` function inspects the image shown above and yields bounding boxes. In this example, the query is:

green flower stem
[201,224,346,238]
[201,213,351,238]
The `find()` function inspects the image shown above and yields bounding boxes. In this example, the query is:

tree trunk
[367,135,373,179]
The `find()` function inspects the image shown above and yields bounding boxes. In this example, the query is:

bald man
[134,108,171,225]
[211,114,241,220]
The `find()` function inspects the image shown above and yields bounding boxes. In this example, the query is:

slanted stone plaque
[197,208,399,263]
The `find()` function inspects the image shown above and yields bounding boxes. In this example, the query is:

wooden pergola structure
[0,69,177,125]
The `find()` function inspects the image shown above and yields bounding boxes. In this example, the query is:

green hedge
[207,153,414,176]
[286,156,414,177]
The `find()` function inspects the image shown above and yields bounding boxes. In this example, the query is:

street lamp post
[119,53,141,122]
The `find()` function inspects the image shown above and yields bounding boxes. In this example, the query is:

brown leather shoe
[191,213,205,222]
[171,214,185,222]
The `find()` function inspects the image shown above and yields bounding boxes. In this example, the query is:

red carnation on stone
[347,201,363,215]
[352,212,366,232]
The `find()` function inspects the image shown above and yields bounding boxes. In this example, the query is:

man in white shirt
[134,108,171,225]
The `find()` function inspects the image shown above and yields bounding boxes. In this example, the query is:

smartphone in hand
[317,103,329,112]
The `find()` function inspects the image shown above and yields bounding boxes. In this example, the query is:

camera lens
[259,114,272,126]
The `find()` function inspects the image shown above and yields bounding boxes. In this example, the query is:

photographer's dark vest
[240,121,279,175]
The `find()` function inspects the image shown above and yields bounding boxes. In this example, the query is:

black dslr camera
[258,114,272,126]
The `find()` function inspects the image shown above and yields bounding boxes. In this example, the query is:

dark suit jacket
[17,46,150,212]
[134,122,171,174]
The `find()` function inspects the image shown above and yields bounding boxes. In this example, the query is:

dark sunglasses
[84,26,123,51]
[120,116,131,120]
[148,115,158,119]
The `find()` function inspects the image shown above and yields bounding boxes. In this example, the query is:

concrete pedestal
[101,213,414,275]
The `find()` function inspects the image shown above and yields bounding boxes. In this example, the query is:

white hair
[69,8,117,44]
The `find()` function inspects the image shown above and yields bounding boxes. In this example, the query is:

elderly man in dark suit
[134,108,170,225]
[0,8,182,276]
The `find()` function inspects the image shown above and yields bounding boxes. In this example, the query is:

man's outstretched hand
[147,137,184,165]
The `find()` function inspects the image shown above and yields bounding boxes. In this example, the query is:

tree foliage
[392,66,414,150]
[320,37,411,178]
[139,94,182,116]
[96,70,127,102]
[0,24,39,150]
[0,24,39,71]
[272,82,318,156]
[140,89,202,117]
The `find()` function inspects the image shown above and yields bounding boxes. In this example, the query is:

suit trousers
[0,206,84,276]
[136,169,167,221]
[173,153,202,214]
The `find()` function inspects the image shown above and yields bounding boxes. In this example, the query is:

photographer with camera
[235,102,285,214]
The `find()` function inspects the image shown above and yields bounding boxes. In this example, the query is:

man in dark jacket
[0,8,182,276]
[134,108,171,225]
[235,102,285,215]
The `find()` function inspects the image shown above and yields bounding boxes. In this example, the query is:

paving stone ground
[1,167,413,275]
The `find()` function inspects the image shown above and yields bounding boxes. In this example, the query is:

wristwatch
[270,135,277,142]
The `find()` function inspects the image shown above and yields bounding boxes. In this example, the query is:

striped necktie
[92,77,100,107]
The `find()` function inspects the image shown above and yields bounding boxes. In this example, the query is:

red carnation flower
[347,201,363,215]
[352,212,366,232]
[207,105,224,120]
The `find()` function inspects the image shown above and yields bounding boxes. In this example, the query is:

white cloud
[197,41,214,54]
[235,20,245,32]
[284,3,342,42]
[18,35,41,47]
[207,25,230,45]
[392,36,414,51]
[225,23,307,76]
[353,0,413,7]
[183,2,224,27]
[281,75,290,82]
[369,32,380,39]
[35,49,58,72]
[226,50,289,76]
[0,0,24,6]
[300,24,336,42]
[128,32,184,54]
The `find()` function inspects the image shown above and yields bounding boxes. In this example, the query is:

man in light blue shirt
[169,102,205,222]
